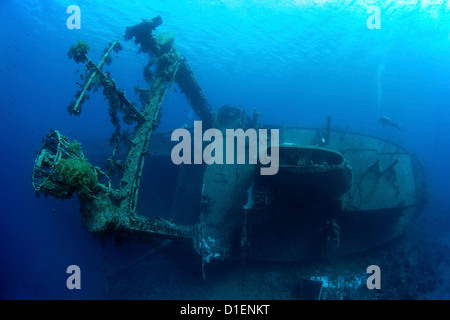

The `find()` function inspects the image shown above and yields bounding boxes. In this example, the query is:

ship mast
[33,16,213,240]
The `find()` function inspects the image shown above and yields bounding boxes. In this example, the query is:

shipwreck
[32,16,428,266]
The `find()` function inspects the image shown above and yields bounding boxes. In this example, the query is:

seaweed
[67,40,90,64]
[68,139,83,155]
[56,157,98,196]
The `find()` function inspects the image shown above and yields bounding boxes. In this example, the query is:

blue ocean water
[1,0,450,300]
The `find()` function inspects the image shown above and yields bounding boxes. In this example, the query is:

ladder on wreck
[32,16,213,240]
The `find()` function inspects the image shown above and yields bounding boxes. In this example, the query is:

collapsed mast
[32,16,213,240]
